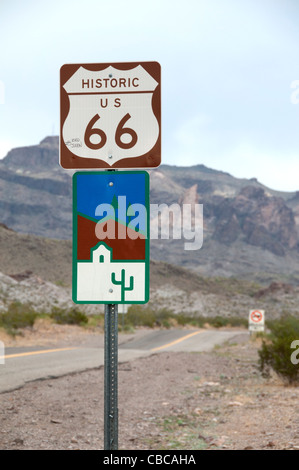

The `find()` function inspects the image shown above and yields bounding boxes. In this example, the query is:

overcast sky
[0,0,298,192]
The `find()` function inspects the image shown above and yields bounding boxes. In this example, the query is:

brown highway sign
[60,61,161,169]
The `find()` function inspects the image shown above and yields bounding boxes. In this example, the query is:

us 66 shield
[60,62,161,169]
[72,171,150,304]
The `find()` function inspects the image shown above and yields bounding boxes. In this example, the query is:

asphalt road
[0,328,247,394]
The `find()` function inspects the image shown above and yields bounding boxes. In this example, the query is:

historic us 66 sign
[60,61,161,169]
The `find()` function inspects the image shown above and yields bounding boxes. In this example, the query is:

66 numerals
[84,113,138,150]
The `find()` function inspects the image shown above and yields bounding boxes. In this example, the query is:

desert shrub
[124,306,178,329]
[208,315,228,328]
[0,301,38,334]
[50,307,88,326]
[176,314,206,328]
[199,315,247,328]
[258,315,299,385]
[226,316,248,328]
[123,309,248,330]
[176,313,195,326]
[125,305,156,328]
[154,308,174,328]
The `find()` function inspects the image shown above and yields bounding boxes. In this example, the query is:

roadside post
[60,61,161,450]
[104,303,118,450]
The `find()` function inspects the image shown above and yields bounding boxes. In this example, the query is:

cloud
[225,143,299,193]
[168,115,299,192]
[168,113,214,166]
[0,80,4,105]
[0,140,13,159]
[291,80,299,104]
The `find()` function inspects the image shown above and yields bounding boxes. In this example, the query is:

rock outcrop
[1,137,299,281]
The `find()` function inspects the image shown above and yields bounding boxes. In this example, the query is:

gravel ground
[0,330,298,450]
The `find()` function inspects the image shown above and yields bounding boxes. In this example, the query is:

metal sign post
[64,61,160,451]
[104,304,118,450]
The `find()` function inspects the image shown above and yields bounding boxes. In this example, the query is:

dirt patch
[0,330,298,450]
[0,317,101,348]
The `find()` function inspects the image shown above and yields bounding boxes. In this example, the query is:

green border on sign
[72,171,150,305]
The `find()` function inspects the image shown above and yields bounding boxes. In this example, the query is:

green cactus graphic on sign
[111,269,134,302]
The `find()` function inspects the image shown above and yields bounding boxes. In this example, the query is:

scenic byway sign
[60,61,161,169]
[72,171,149,304]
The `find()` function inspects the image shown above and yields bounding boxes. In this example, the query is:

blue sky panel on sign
[75,172,147,231]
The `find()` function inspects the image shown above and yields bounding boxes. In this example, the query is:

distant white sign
[248,309,265,332]
[119,304,129,314]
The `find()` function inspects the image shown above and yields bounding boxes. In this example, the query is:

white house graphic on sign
[76,242,146,303]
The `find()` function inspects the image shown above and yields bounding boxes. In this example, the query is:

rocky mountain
[1,222,299,320]
[0,137,72,239]
[1,136,299,283]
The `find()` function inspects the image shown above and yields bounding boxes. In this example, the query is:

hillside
[1,213,299,320]
[1,136,299,283]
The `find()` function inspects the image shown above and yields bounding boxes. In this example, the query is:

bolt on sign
[72,171,149,304]
[60,61,161,169]
[248,309,265,332]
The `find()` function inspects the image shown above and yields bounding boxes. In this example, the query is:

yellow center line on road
[0,347,78,360]
[151,330,204,352]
